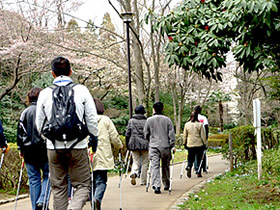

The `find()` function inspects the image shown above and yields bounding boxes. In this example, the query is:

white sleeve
[83,87,99,137]
[203,116,209,125]
[35,90,47,133]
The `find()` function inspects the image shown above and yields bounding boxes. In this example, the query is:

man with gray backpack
[36,57,99,210]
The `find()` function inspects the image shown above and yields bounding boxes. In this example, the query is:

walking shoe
[130,173,137,185]
[35,203,43,210]
[35,203,49,210]
[154,187,161,194]
[186,167,191,178]
[197,173,203,178]
[164,186,169,191]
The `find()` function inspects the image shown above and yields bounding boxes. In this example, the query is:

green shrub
[209,127,219,134]
[208,139,226,147]
[208,134,228,148]
[262,148,280,179]
[221,126,279,168]
[0,143,28,191]
[175,134,183,148]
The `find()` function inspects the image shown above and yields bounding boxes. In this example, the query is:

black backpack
[42,82,89,148]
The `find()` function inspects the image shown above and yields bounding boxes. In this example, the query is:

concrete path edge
[170,153,227,210]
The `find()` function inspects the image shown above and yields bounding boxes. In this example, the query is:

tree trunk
[219,100,224,132]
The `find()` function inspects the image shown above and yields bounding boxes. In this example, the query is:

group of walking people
[0,56,209,210]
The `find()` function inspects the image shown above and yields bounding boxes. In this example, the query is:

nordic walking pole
[15,159,24,210]
[89,152,95,210]
[42,173,50,210]
[197,150,206,174]
[124,150,130,165]
[118,150,123,210]
[206,151,209,173]
[180,149,187,179]
[146,160,152,192]
[169,148,175,195]
[125,150,132,178]
[44,188,51,210]
[43,186,51,210]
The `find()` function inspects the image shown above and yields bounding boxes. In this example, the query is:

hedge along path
[0,154,228,210]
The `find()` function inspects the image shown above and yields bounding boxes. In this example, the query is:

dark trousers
[194,154,207,172]
[187,146,204,174]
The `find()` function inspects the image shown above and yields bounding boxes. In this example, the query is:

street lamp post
[121,12,133,119]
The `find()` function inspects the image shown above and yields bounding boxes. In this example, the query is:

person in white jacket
[36,57,98,210]
[90,98,123,210]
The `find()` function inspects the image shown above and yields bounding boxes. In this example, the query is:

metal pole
[125,20,133,119]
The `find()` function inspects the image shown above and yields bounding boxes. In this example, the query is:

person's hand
[120,144,123,149]
[88,135,98,152]
[19,151,23,158]
[1,144,10,154]
[171,147,176,154]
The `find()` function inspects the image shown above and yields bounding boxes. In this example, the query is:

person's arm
[83,87,98,137]
[107,118,123,149]
[143,120,150,141]
[204,124,209,140]
[0,120,7,148]
[0,132,7,148]
[183,124,188,149]
[168,119,176,148]
[35,91,47,134]
[17,112,27,155]
[88,135,98,152]
[200,124,207,148]
[125,120,132,149]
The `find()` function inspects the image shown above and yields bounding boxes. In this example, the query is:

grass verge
[178,150,280,209]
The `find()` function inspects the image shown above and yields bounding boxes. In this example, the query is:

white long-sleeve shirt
[35,75,98,149]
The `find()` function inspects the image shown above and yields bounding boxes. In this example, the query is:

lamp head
[121,12,133,23]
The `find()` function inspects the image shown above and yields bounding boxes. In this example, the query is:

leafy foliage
[157,0,280,80]
[158,0,230,80]
[221,125,280,167]
[0,143,28,190]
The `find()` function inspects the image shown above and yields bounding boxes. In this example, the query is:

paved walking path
[0,154,228,210]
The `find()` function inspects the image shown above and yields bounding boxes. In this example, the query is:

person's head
[94,98,104,115]
[153,102,163,114]
[28,87,42,104]
[134,105,146,115]
[51,56,72,77]
[190,111,199,123]
[194,105,202,114]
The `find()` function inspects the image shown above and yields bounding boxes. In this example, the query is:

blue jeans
[25,162,51,210]
[92,170,107,203]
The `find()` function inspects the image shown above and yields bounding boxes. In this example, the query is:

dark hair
[51,56,71,77]
[94,98,104,115]
[134,105,146,114]
[190,111,199,123]
[28,87,42,103]
[194,105,202,114]
[153,102,163,114]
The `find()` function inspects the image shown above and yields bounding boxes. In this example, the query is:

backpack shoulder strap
[66,82,77,88]
[49,84,57,90]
